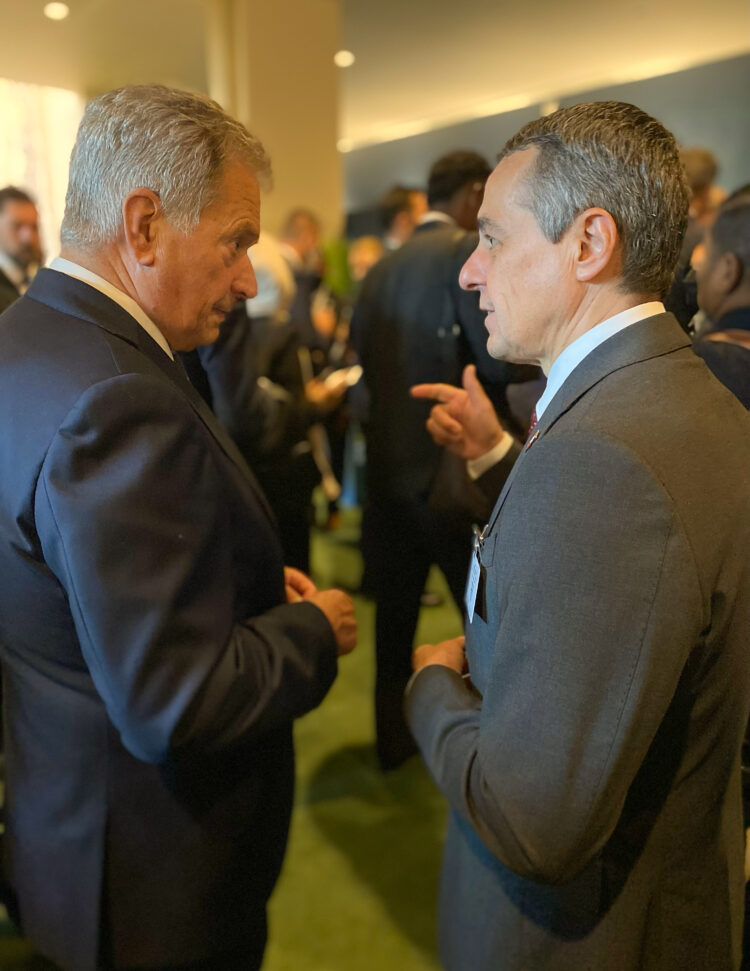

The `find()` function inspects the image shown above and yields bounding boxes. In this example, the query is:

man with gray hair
[0,84,356,971]
[407,102,750,969]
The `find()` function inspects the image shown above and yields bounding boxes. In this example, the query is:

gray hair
[499,102,689,297]
[61,84,271,248]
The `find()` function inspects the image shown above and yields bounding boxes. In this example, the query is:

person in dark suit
[0,84,357,971]
[405,102,750,970]
[692,194,750,408]
[351,150,534,770]
[182,301,346,573]
[0,186,41,314]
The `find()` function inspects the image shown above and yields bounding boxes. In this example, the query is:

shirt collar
[49,256,173,360]
[535,301,665,420]
[418,210,455,226]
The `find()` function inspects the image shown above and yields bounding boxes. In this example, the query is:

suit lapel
[27,269,277,525]
[485,313,690,533]
[138,334,277,525]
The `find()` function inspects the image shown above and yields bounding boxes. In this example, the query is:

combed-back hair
[61,84,271,248]
[498,102,689,297]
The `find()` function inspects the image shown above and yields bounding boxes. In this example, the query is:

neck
[541,287,657,373]
[60,243,140,304]
[715,292,750,324]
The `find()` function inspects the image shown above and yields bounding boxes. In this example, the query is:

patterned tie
[526,408,538,443]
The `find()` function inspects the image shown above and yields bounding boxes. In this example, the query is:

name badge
[465,549,481,622]
[465,528,487,623]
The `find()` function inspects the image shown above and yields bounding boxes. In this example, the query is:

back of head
[61,84,271,249]
[499,102,689,297]
[379,185,413,232]
[427,151,491,208]
[710,197,750,280]
[281,208,321,242]
[680,146,718,195]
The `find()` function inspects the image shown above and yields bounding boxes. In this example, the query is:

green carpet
[0,507,463,970]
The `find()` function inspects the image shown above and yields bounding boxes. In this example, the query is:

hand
[308,588,357,656]
[284,566,318,603]
[412,635,466,675]
[305,377,347,414]
[410,364,505,460]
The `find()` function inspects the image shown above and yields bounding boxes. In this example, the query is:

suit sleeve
[474,438,522,503]
[406,430,705,883]
[35,372,338,765]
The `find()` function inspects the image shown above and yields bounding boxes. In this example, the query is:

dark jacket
[0,270,338,970]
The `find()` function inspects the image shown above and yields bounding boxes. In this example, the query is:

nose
[233,250,257,300]
[458,241,487,292]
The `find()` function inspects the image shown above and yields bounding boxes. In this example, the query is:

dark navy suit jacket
[0,269,337,970]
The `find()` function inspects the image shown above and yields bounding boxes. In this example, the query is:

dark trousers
[362,494,472,769]
[118,955,261,971]
[115,938,263,971]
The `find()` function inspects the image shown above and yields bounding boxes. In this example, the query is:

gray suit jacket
[407,313,750,970]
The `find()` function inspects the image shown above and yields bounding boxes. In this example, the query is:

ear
[716,250,743,293]
[571,207,619,284]
[121,188,162,267]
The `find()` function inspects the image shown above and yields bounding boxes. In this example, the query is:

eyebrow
[477,216,502,235]
[224,221,259,245]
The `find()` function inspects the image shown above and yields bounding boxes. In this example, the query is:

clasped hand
[284,567,357,656]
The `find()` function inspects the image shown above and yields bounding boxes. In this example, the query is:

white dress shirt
[535,302,665,420]
[468,302,665,478]
[49,256,173,360]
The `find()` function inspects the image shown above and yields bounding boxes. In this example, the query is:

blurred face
[0,199,41,269]
[692,232,724,321]
[297,217,321,266]
[459,149,574,369]
[409,190,428,222]
[151,161,259,351]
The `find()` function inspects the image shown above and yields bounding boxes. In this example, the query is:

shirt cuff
[467,432,515,480]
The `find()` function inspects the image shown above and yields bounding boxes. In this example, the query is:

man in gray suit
[407,102,750,969]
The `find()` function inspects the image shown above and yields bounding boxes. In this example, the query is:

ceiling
[339,0,750,148]
[0,0,208,96]
[0,0,748,148]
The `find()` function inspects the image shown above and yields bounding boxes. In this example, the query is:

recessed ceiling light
[334,50,355,68]
[44,2,70,20]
